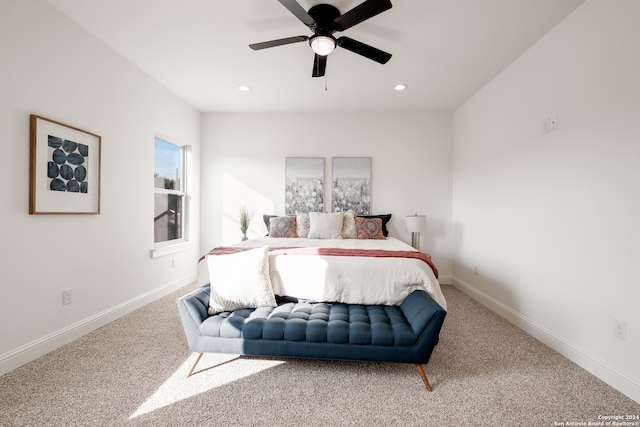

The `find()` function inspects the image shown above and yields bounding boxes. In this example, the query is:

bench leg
[186,353,203,378]
[415,364,433,392]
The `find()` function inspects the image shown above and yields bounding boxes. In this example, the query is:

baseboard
[452,277,640,404]
[0,275,195,377]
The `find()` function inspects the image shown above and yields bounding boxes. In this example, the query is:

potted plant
[239,204,254,241]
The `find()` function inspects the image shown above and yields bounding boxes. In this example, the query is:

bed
[197,235,446,310]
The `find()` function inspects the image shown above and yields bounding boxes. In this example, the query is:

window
[154,136,188,245]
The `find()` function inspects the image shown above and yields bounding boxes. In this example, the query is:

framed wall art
[29,115,101,214]
[284,157,324,214]
[332,157,371,214]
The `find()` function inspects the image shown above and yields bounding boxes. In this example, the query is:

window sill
[151,241,193,259]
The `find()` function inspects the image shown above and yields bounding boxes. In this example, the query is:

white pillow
[206,246,277,315]
[295,210,310,238]
[307,212,344,239]
[341,209,357,239]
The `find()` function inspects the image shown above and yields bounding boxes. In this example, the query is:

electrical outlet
[63,288,73,305]
[614,318,627,341]
[542,117,550,134]
[171,258,176,268]
[473,264,478,275]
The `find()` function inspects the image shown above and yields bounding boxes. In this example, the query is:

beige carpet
[0,284,638,426]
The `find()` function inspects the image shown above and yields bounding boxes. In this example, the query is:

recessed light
[394,84,408,91]
[238,85,251,92]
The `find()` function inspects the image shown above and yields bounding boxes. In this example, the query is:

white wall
[0,0,201,374]
[452,0,640,402]
[200,112,453,281]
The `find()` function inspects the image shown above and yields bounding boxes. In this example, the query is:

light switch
[63,288,73,305]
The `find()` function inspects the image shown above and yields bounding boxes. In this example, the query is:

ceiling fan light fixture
[310,35,336,56]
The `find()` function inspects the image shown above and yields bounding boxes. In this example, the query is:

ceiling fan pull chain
[325,74,328,91]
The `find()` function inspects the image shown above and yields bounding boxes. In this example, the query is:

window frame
[152,134,191,255]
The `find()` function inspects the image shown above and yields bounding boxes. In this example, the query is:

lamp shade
[405,215,426,233]
[310,35,336,56]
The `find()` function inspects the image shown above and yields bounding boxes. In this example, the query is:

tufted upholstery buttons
[199,300,418,347]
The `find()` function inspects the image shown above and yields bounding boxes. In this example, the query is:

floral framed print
[332,157,371,214]
[29,115,101,214]
[285,157,324,214]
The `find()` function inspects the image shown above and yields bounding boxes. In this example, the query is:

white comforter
[198,237,446,310]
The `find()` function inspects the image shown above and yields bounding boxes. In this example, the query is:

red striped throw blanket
[202,246,438,279]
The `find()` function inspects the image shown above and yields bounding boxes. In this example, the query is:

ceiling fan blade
[249,35,309,50]
[334,0,392,31]
[337,37,392,64]
[312,54,327,78]
[278,0,316,29]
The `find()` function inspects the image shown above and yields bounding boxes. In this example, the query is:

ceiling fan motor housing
[308,4,341,35]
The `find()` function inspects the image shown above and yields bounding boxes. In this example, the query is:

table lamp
[405,214,426,250]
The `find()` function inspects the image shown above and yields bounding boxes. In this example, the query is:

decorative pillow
[262,214,277,233]
[308,212,344,239]
[341,209,357,239]
[355,217,385,240]
[206,246,277,315]
[269,216,297,238]
[357,214,392,236]
[295,211,310,238]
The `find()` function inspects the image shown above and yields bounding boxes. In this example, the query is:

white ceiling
[46,0,585,113]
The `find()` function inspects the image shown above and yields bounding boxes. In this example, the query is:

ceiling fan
[249,0,393,78]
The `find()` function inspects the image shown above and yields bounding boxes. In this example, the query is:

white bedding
[198,237,446,310]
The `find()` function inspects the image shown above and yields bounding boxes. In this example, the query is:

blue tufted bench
[175,286,446,391]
